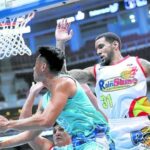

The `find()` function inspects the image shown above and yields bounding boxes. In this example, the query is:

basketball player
[55,18,150,149]
[0,46,111,149]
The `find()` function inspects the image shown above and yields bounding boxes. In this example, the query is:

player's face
[95,37,114,66]
[53,125,71,147]
[33,56,44,82]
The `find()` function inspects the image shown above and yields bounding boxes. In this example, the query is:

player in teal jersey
[0,46,111,149]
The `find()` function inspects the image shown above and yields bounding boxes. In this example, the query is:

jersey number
[100,94,113,109]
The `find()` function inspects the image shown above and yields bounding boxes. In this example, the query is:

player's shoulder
[56,76,76,88]
[55,76,77,97]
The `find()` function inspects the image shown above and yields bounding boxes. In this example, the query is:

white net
[0,12,35,59]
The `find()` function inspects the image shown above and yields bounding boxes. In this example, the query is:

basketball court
[0,0,150,150]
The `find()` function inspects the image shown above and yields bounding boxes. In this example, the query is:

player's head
[95,32,121,50]
[33,46,64,82]
[53,122,71,147]
[95,32,121,66]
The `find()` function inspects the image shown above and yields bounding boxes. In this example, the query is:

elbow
[32,114,53,129]
[28,131,42,142]
[39,115,53,128]
[26,132,36,142]
[41,120,53,128]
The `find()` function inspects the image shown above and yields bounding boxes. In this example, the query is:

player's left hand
[0,115,8,132]
[55,18,73,42]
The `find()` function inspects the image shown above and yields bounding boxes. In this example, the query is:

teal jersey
[42,76,108,137]
[53,144,73,150]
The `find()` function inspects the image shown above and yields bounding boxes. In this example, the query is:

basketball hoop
[0,12,35,59]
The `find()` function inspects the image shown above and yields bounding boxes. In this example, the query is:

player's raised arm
[55,18,73,73]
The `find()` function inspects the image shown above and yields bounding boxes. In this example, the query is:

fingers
[37,82,44,88]
[57,21,61,29]
[61,18,67,30]
[32,81,35,86]
[30,11,35,19]
[32,81,43,86]
[57,18,70,32]
[0,115,8,122]
[64,19,70,30]
[30,82,43,90]
[69,29,73,38]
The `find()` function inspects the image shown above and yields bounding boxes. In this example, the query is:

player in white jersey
[94,55,148,118]
[55,19,150,149]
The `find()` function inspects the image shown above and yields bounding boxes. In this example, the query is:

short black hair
[38,46,64,73]
[95,32,122,50]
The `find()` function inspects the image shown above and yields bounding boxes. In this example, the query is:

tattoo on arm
[140,58,150,77]
[68,68,95,84]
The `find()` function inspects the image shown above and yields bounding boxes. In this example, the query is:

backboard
[0,0,80,19]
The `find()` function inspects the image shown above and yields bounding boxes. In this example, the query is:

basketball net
[0,12,35,59]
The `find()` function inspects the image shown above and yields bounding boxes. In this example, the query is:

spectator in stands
[55,18,150,149]
[52,122,72,149]
[0,122,72,150]
[0,46,111,149]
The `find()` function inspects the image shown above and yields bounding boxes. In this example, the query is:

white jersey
[94,56,147,118]
[109,116,150,150]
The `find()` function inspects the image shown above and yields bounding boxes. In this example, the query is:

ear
[112,41,119,50]
[41,63,47,72]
